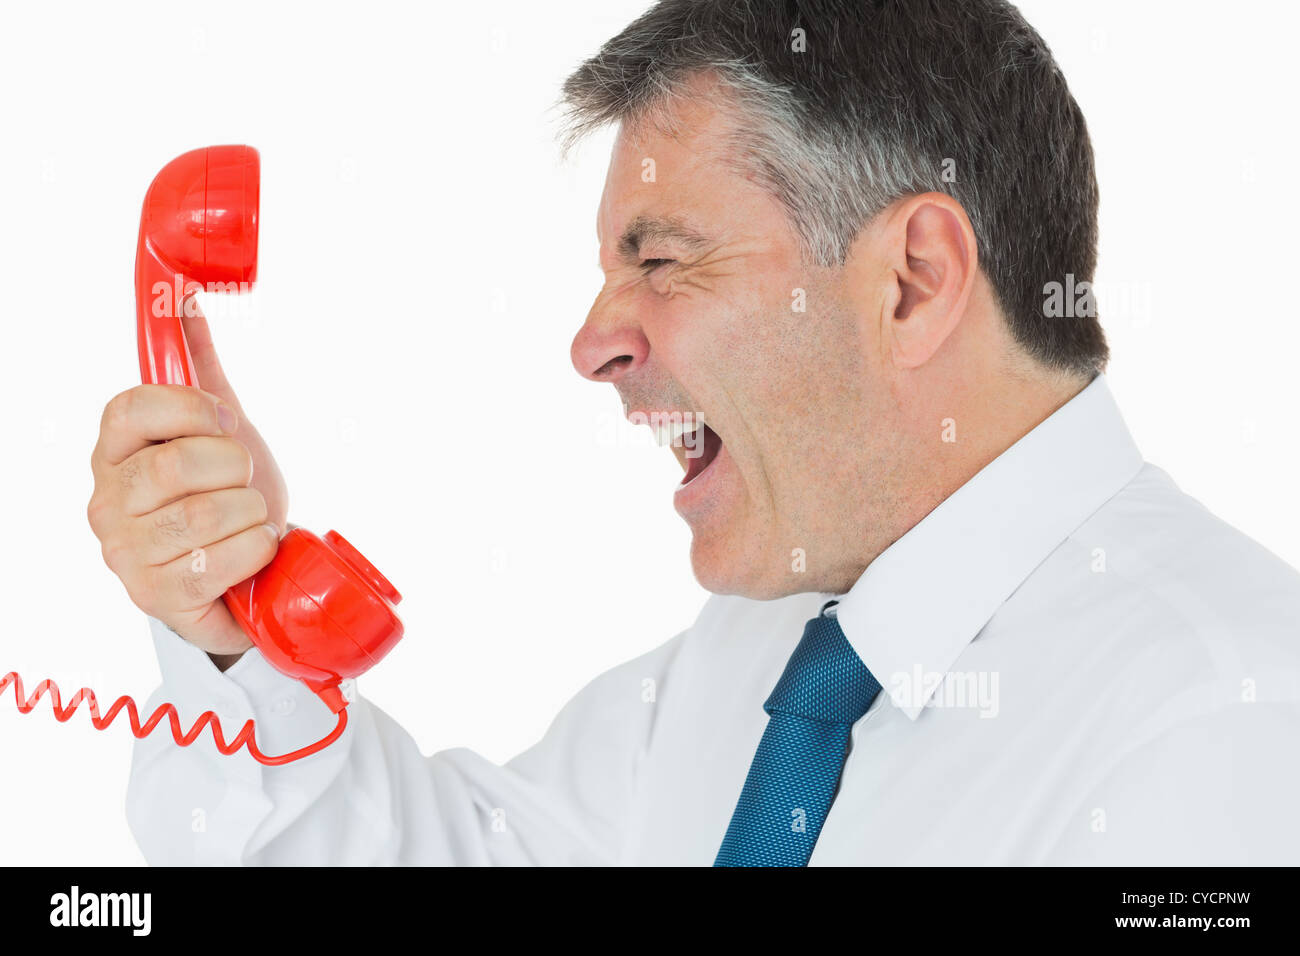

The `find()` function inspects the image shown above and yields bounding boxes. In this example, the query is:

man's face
[571,95,893,598]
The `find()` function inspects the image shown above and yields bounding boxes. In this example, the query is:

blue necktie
[714,603,881,867]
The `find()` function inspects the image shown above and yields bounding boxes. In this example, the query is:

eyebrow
[614,216,714,263]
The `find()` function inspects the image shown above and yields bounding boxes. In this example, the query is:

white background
[0,0,1296,865]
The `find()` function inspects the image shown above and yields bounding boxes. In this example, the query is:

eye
[640,258,675,273]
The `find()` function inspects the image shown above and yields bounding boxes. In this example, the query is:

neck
[831,354,1090,594]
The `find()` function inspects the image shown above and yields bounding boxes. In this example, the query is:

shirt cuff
[145,615,349,759]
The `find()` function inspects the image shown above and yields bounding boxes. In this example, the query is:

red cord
[0,671,347,766]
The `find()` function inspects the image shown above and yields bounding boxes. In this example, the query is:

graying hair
[559,0,1108,377]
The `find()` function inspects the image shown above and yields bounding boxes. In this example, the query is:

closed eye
[640,258,675,273]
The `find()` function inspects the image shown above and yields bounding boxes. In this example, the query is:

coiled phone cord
[0,671,347,766]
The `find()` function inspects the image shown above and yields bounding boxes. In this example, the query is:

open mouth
[650,415,723,487]
[679,422,722,486]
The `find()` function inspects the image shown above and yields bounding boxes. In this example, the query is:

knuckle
[102,388,137,435]
[86,493,108,534]
[176,564,211,606]
[128,570,164,618]
[100,538,132,576]
[182,495,217,535]
[149,442,185,488]
[153,502,191,542]
[117,455,143,493]
[177,495,218,540]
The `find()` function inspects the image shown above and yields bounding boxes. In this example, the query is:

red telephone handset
[2,146,404,766]
[135,145,404,716]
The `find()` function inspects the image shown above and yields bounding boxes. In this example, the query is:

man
[89,0,1300,865]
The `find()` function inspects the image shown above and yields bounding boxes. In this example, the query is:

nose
[570,298,651,383]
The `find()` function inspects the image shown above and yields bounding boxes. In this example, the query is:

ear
[879,193,978,369]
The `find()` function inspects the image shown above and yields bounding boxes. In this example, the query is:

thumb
[179,294,241,409]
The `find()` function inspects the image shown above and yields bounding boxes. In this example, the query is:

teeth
[650,417,704,447]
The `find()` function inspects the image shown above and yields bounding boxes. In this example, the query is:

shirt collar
[834,373,1144,720]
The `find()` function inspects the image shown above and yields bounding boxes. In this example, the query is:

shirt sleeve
[126,615,684,865]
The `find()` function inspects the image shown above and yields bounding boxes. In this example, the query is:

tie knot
[763,612,881,724]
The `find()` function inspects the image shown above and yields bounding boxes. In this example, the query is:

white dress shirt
[126,375,1300,865]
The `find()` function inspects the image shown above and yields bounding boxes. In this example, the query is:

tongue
[681,424,721,484]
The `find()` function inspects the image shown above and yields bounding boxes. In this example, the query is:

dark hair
[560,0,1108,376]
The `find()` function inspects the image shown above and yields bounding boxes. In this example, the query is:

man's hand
[87,304,289,658]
